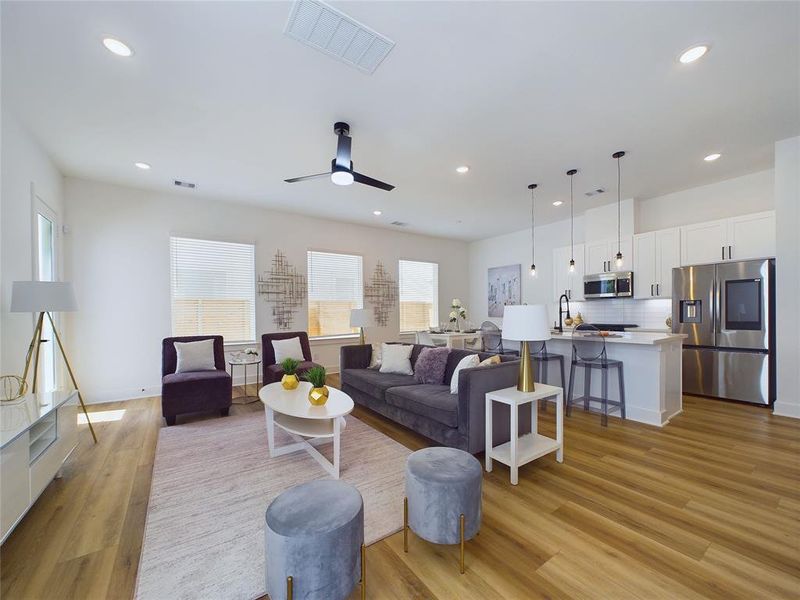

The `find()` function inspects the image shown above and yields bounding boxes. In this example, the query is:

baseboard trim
[773,401,800,419]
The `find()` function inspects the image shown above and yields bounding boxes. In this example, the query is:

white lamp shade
[10,281,77,313]
[502,304,551,341]
[349,308,372,328]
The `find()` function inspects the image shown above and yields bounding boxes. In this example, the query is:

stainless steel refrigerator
[672,259,775,405]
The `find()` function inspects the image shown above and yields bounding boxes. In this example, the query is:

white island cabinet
[1,390,78,542]
[545,331,686,427]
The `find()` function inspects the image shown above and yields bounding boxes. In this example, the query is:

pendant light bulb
[530,264,537,277]
[569,259,575,273]
[615,252,623,268]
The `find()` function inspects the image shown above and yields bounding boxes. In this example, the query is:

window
[307,251,363,338]
[399,260,439,332]
[170,236,256,343]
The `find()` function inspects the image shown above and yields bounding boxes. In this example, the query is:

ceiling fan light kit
[285,122,394,191]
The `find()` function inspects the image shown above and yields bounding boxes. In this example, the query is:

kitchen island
[543,330,685,427]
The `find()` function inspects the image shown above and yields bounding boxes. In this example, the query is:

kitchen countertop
[547,330,686,346]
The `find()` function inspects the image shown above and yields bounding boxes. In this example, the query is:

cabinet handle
[650,284,654,296]
[728,245,732,259]
[568,289,572,299]
[656,283,660,296]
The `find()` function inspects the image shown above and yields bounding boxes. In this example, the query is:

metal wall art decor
[257,250,307,330]
[363,261,397,326]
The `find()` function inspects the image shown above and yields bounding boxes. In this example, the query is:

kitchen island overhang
[543,331,687,427]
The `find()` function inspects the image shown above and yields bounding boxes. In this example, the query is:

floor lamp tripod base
[21,311,98,444]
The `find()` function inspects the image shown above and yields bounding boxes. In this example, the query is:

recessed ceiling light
[103,37,133,57]
[373,210,382,216]
[456,165,470,174]
[678,45,708,64]
[134,162,151,170]
[552,200,563,206]
[704,153,721,162]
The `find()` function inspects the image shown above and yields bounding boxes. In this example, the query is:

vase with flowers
[449,299,468,332]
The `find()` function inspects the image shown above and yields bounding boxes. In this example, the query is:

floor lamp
[10,281,97,443]
[350,308,373,345]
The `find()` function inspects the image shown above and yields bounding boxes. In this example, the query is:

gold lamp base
[517,340,535,392]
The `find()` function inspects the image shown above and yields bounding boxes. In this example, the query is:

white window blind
[170,236,256,343]
[307,250,363,338]
[399,260,439,332]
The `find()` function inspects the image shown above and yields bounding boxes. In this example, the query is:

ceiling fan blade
[284,172,330,183]
[335,135,352,169]
[352,171,395,191]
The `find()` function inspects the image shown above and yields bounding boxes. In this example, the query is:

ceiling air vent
[174,180,196,189]
[284,0,395,74]
[390,221,408,227]
[585,188,605,197]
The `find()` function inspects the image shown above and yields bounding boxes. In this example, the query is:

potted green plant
[303,366,328,405]
[280,357,300,390]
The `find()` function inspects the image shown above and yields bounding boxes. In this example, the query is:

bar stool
[566,324,626,427]
[530,340,566,413]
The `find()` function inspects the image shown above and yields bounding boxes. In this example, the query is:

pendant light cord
[570,172,574,260]
[531,188,535,265]
[617,155,621,253]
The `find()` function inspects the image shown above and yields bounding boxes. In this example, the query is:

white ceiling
[2,1,798,241]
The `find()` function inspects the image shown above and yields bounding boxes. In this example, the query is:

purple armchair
[261,332,322,385]
[161,336,232,426]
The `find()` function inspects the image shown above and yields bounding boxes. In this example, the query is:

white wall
[1,108,65,377]
[636,169,774,233]
[772,137,800,419]
[62,177,469,403]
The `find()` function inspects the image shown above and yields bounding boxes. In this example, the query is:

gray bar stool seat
[530,340,566,413]
[566,324,626,427]
[404,447,482,574]
[265,480,365,600]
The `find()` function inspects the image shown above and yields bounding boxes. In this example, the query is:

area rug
[135,412,411,600]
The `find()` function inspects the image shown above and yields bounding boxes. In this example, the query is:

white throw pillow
[379,343,413,375]
[272,337,304,364]
[369,344,382,369]
[450,354,480,394]
[174,339,216,373]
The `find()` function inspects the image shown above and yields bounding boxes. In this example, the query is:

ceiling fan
[284,122,395,191]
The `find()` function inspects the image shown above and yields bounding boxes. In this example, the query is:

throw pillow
[414,347,451,385]
[369,344,382,369]
[174,339,216,373]
[479,355,501,367]
[379,343,414,375]
[272,337,304,364]
[450,354,480,393]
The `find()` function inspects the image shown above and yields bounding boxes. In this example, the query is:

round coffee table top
[259,382,354,420]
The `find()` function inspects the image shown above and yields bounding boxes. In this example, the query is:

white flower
[449,310,458,319]
[452,298,462,307]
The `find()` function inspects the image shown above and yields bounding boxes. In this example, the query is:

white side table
[485,384,564,485]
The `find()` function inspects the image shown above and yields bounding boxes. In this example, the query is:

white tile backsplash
[562,298,672,329]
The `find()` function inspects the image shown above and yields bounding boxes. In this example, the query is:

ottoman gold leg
[361,543,366,600]
[403,497,409,553]
[459,514,465,574]
[287,575,293,600]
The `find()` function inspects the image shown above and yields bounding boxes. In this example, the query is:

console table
[1,390,78,543]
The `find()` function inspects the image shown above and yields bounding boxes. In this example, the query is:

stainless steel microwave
[583,272,634,299]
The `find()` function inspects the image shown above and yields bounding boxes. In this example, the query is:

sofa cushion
[266,361,319,378]
[385,385,459,428]
[341,368,418,401]
[162,369,231,402]
[414,347,450,384]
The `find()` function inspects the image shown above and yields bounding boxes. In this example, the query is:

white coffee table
[259,381,354,479]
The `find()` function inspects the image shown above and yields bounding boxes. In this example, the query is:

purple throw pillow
[414,347,451,385]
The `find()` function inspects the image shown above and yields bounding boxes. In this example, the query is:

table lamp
[10,281,97,443]
[350,308,372,345]
[502,304,551,392]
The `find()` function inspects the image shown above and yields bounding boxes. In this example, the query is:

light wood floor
[2,377,799,599]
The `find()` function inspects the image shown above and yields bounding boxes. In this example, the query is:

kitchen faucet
[557,293,571,333]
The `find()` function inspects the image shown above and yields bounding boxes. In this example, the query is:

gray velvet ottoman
[404,447,482,574]
[265,480,365,600]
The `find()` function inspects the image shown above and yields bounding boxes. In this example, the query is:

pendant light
[528,184,538,277]
[567,169,577,272]
[613,151,626,268]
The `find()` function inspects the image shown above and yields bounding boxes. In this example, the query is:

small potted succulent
[303,366,328,406]
[280,357,300,390]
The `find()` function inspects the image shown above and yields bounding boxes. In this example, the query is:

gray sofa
[340,344,531,454]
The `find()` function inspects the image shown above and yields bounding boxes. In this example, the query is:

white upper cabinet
[681,219,728,265]
[585,237,633,274]
[681,211,775,265]
[633,228,679,298]
[553,243,585,301]
[726,211,776,261]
